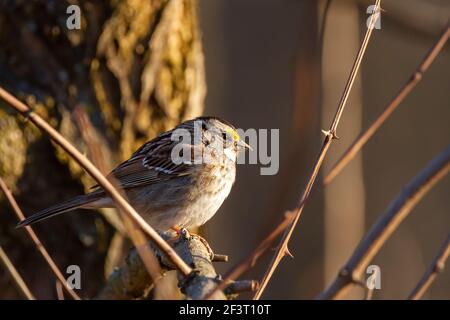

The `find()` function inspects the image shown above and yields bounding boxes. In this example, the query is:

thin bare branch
[0,86,192,277]
[408,233,450,300]
[252,0,382,300]
[318,144,450,299]
[212,254,229,262]
[205,211,295,299]
[0,245,35,300]
[0,177,81,300]
[324,20,450,185]
[73,106,164,286]
[73,106,109,174]
[224,280,259,295]
[365,287,374,300]
[55,281,65,300]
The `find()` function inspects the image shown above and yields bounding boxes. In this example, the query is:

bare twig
[0,86,192,277]
[74,106,164,286]
[323,21,450,186]
[205,211,295,299]
[0,245,35,300]
[55,281,65,300]
[365,271,377,300]
[0,177,81,300]
[358,0,450,36]
[119,211,164,285]
[73,105,125,234]
[212,254,229,262]
[224,280,259,296]
[365,287,374,300]
[318,144,450,299]
[408,233,450,300]
[73,106,109,174]
[252,0,382,300]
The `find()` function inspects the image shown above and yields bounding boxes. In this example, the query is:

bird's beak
[237,139,252,151]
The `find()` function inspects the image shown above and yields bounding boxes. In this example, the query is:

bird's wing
[91,132,198,191]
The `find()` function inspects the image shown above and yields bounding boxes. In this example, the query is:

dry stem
[0,177,80,300]
[252,0,381,300]
[323,20,450,185]
[0,86,192,277]
[318,144,450,299]
[73,106,164,286]
[205,211,295,299]
[0,245,35,300]
[408,233,450,300]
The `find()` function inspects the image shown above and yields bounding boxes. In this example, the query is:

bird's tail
[16,195,97,228]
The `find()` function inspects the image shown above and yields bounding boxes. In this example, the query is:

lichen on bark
[0,0,205,298]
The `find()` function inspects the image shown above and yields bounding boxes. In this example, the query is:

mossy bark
[0,0,204,299]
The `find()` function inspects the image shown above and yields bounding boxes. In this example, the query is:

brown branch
[318,144,450,299]
[224,280,259,296]
[0,177,80,300]
[96,230,257,300]
[55,281,65,300]
[365,287,374,300]
[0,245,35,300]
[73,106,125,233]
[408,233,450,300]
[0,86,192,277]
[205,211,295,299]
[73,106,109,174]
[212,254,229,262]
[323,21,450,186]
[73,106,164,287]
[358,0,450,36]
[252,0,382,300]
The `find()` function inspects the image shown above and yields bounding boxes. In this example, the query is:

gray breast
[126,159,236,231]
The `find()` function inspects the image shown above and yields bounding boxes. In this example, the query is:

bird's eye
[201,121,208,131]
[222,132,228,141]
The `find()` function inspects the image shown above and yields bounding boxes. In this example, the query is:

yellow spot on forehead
[225,127,240,141]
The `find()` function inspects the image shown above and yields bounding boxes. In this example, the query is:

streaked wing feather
[90,133,193,191]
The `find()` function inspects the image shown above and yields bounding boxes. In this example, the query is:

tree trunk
[0,0,205,299]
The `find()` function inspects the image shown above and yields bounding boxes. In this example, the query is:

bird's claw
[169,226,214,260]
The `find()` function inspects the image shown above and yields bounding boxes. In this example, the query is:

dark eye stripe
[201,121,208,131]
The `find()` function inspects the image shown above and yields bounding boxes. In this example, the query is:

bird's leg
[167,226,182,245]
[170,226,182,235]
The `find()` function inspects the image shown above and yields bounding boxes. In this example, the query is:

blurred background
[0,0,449,299]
